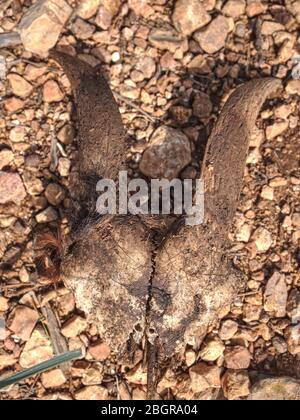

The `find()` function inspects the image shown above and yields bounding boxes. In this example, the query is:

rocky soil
[0,0,300,400]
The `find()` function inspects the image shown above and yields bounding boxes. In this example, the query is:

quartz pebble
[252,227,273,253]
[77,0,101,19]
[36,207,58,223]
[58,158,71,177]
[261,185,274,201]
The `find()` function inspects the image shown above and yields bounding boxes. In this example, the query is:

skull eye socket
[134,324,143,332]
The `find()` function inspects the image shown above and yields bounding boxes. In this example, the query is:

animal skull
[45,51,281,395]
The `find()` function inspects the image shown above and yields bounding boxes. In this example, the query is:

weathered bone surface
[62,218,153,354]
[50,52,281,366]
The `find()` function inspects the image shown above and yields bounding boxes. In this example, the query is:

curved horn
[202,78,282,229]
[148,78,282,359]
[50,51,125,182]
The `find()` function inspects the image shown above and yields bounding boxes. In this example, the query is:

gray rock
[272,336,288,354]
[249,377,300,400]
[193,91,213,119]
[284,325,300,355]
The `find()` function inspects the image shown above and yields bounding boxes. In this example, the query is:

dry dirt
[0,0,300,400]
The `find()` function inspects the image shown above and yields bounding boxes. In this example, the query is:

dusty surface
[0,0,300,400]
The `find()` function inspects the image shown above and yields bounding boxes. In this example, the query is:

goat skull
[47,51,281,394]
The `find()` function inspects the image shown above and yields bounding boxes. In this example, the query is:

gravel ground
[0,0,300,400]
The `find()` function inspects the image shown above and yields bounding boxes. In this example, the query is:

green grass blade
[0,349,82,390]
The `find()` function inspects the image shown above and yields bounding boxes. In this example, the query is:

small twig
[115,375,120,401]
[0,282,35,291]
[22,375,40,400]
[113,91,158,123]
[57,141,67,158]
[0,32,22,49]
[50,132,58,172]
[41,305,70,374]
[7,58,46,70]
[238,290,261,298]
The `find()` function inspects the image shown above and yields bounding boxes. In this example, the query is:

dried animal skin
[51,51,152,355]
[149,79,282,359]
[49,52,281,377]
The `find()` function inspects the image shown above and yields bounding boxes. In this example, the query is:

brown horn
[148,78,282,360]
[50,51,125,182]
